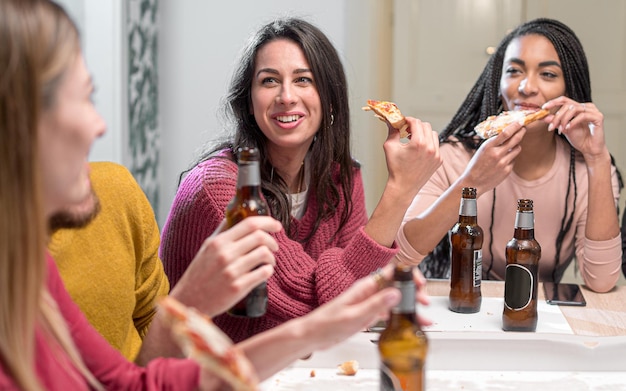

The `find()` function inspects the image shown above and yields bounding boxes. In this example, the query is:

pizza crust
[475,109,549,139]
[159,297,258,391]
[362,99,410,138]
[337,360,359,376]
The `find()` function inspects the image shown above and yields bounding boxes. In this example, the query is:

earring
[313,134,318,142]
[330,114,334,126]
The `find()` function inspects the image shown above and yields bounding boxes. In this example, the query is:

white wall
[158,1,349,225]
[55,0,127,164]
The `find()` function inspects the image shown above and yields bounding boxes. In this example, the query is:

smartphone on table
[543,282,586,306]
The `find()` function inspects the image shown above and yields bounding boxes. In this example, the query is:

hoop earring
[330,114,334,126]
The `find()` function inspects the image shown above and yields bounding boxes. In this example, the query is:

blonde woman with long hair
[0,2,430,389]
[0,0,213,388]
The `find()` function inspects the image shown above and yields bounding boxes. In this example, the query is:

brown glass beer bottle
[379,265,428,391]
[502,199,541,331]
[449,187,483,313]
[226,147,269,318]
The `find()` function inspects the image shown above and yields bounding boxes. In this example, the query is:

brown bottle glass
[449,187,484,313]
[225,147,269,318]
[502,199,541,331]
[379,265,428,391]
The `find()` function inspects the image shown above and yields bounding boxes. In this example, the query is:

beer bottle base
[448,305,481,314]
[501,324,537,332]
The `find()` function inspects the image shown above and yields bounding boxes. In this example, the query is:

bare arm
[585,152,619,238]
[364,117,442,247]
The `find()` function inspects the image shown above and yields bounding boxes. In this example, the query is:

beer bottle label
[514,211,534,229]
[459,197,477,216]
[392,280,415,314]
[473,250,482,288]
[237,162,261,188]
[380,363,403,391]
[504,264,533,310]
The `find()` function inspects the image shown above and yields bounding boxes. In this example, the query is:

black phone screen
[543,282,586,306]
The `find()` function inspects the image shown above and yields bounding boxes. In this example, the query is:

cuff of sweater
[394,223,427,266]
[581,235,622,293]
[584,234,622,264]
[348,227,398,265]
[342,227,398,272]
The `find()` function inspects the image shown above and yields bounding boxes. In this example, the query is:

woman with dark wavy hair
[161,17,441,342]
[396,18,622,293]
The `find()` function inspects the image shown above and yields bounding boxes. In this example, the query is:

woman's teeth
[276,115,299,123]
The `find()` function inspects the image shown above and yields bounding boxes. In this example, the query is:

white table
[261,280,626,390]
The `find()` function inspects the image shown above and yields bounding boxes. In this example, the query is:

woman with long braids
[396,18,622,293]
[161,17,441,343]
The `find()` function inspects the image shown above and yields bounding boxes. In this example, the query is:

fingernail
[548,123,554,132]
[558,126,562,135]
[566,123,571,130]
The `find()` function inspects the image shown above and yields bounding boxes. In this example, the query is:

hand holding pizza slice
[159,297,258,391]
[474,109,550,139]
[362,99,410,138]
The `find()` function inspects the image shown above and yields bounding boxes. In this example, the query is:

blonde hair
[0,0,101,389]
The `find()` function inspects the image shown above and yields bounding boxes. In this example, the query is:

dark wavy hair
[186,18,357,241]
[421,18,623,281]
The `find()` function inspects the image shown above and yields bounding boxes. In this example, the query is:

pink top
[161,154,397,343]
[0,254,200,390]
[396,137,622,292]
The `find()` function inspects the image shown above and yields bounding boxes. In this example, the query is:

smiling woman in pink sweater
[161,18,442,343]
[396,18,622,293]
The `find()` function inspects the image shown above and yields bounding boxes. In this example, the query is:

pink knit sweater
[161,154,397,342]
[396,137,622,292]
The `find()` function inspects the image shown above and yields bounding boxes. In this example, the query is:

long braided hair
[421,18,623,280]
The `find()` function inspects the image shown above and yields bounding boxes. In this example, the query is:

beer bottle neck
[237,161,261,189]
[514,210,535,239]
[389,278,417,323]
[458,197,477,221]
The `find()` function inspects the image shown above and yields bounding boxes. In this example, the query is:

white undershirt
[289,156,310,219]
[290,189,308,219]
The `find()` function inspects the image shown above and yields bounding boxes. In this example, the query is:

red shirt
[0,254,200,390]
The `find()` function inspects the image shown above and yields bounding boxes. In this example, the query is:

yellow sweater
[48,162,169,361]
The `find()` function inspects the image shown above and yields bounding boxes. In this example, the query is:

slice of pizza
[362,99,410,138]
[474,109,550,139]
[159,297,258,391]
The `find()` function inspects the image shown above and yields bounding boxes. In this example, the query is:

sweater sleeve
[161,159,236,287]
[46,254,200,390]
[575,164,622,293]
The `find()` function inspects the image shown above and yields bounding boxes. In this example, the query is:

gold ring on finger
[370,268,386,290]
